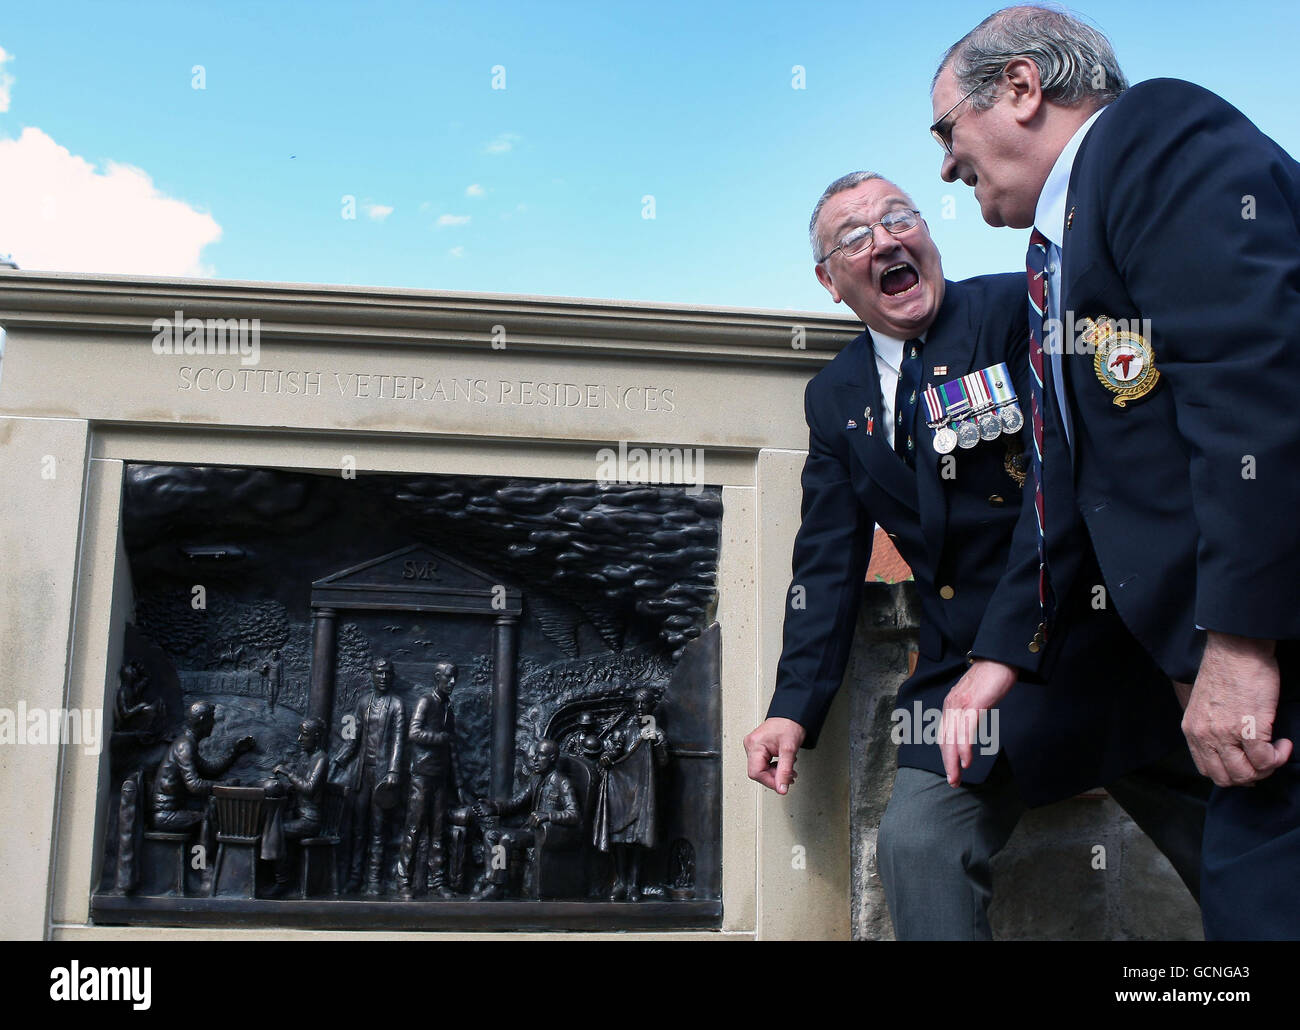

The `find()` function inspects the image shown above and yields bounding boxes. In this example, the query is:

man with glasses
[931,5,1300,941]
[744,171,1204,939]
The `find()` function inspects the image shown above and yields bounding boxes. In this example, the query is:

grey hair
[808,171,884,262]
[935,4,1127,112]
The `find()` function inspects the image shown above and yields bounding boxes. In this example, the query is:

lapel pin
[933,365,948,376]
[1067,205,1076,230]
[864,406,874,435]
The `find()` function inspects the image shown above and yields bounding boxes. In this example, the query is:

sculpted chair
[298,782,348,899]
[208,785,283,899]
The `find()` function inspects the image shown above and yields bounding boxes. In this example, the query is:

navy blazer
[1048,79,1300,693]
[767,273,1182,805]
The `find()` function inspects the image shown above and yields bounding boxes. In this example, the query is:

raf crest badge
[1081,317,1160,407]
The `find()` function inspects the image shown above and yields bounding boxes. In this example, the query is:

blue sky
[1,0,1296,314]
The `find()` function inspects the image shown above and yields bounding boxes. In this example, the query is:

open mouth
[880,262,920,297]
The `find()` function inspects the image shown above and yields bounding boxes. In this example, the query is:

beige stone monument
[0,271,859,940]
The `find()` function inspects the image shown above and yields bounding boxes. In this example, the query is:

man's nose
[872,224,901,254]
[940,152,959,183]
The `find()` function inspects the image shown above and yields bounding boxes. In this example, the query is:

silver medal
[932,425,958,454]
[956,419,981,449]
[978,410,1003,441]
[1000,404,1025,433]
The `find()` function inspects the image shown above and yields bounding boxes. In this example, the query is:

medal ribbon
[962,369,994,412]
[983,362,1017,405]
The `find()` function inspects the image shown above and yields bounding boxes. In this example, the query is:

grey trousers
[876,749,1208,940]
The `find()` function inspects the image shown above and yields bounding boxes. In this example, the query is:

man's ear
[1002,57,1044,125]
[815,262,842,304]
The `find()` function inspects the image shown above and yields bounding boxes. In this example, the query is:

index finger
[775,743,798,795]
[746,736,780,790]
[940,709,963,787]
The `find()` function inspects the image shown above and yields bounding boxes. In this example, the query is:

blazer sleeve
[1098,81,1300,639]
[765,374,874,748]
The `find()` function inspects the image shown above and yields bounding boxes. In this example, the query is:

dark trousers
[396,773,451,891]
[1201,693,1300,940]
[877,747,1208,940]
[347,771,388,888]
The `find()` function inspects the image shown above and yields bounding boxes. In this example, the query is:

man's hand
[939,659,1017,787]
[743,718,806,795]
[1182,632,1292,787]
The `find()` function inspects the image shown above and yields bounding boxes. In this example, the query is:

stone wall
[847,582,1203,941]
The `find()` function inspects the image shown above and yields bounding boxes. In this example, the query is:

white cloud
[0,46,13,112]
[465,183,485,197]
[448,246,464,258]
[484,133,520,154]
[0,127,221,275]
[364,202,394,221]
[436,214,470,227]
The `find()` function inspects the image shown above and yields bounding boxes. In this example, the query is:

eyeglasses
[818,208,921,263]
[930,69,1004,155]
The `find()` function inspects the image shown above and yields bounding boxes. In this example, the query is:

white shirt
[1034,106,1107,448]
[868,329,925,449]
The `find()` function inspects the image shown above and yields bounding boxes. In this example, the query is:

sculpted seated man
[267,716,329,897]
[743,171,1207,939]
[151,700,255,836]
[466,738,580,901]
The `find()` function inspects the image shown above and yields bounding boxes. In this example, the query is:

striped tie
[1026,229,1054,641]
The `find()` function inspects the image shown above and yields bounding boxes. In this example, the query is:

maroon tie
[1026,229,1054,643]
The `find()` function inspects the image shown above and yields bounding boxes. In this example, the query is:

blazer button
[988,494,1005,506]
[1028,640,1041,654]
[939,585,955,600]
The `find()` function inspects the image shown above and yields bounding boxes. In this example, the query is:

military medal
[981,361,1024,433]
[1082,317,1160,407]
[961,369,1002,442]
[933,426,958,453]
[938,378,973,448]
[922,384,957,454]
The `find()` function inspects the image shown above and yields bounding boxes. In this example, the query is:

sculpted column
[491,614,520,798]
[308,607,338,723]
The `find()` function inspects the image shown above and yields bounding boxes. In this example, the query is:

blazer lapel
[1056,181,1086,469]
[914,282,977,564]
[834,334,919,514]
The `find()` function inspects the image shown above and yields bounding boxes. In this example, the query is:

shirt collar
[867,328,926,354]
[1034,106,1107,248]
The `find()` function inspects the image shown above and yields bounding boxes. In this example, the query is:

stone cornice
[0,271,859,366]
